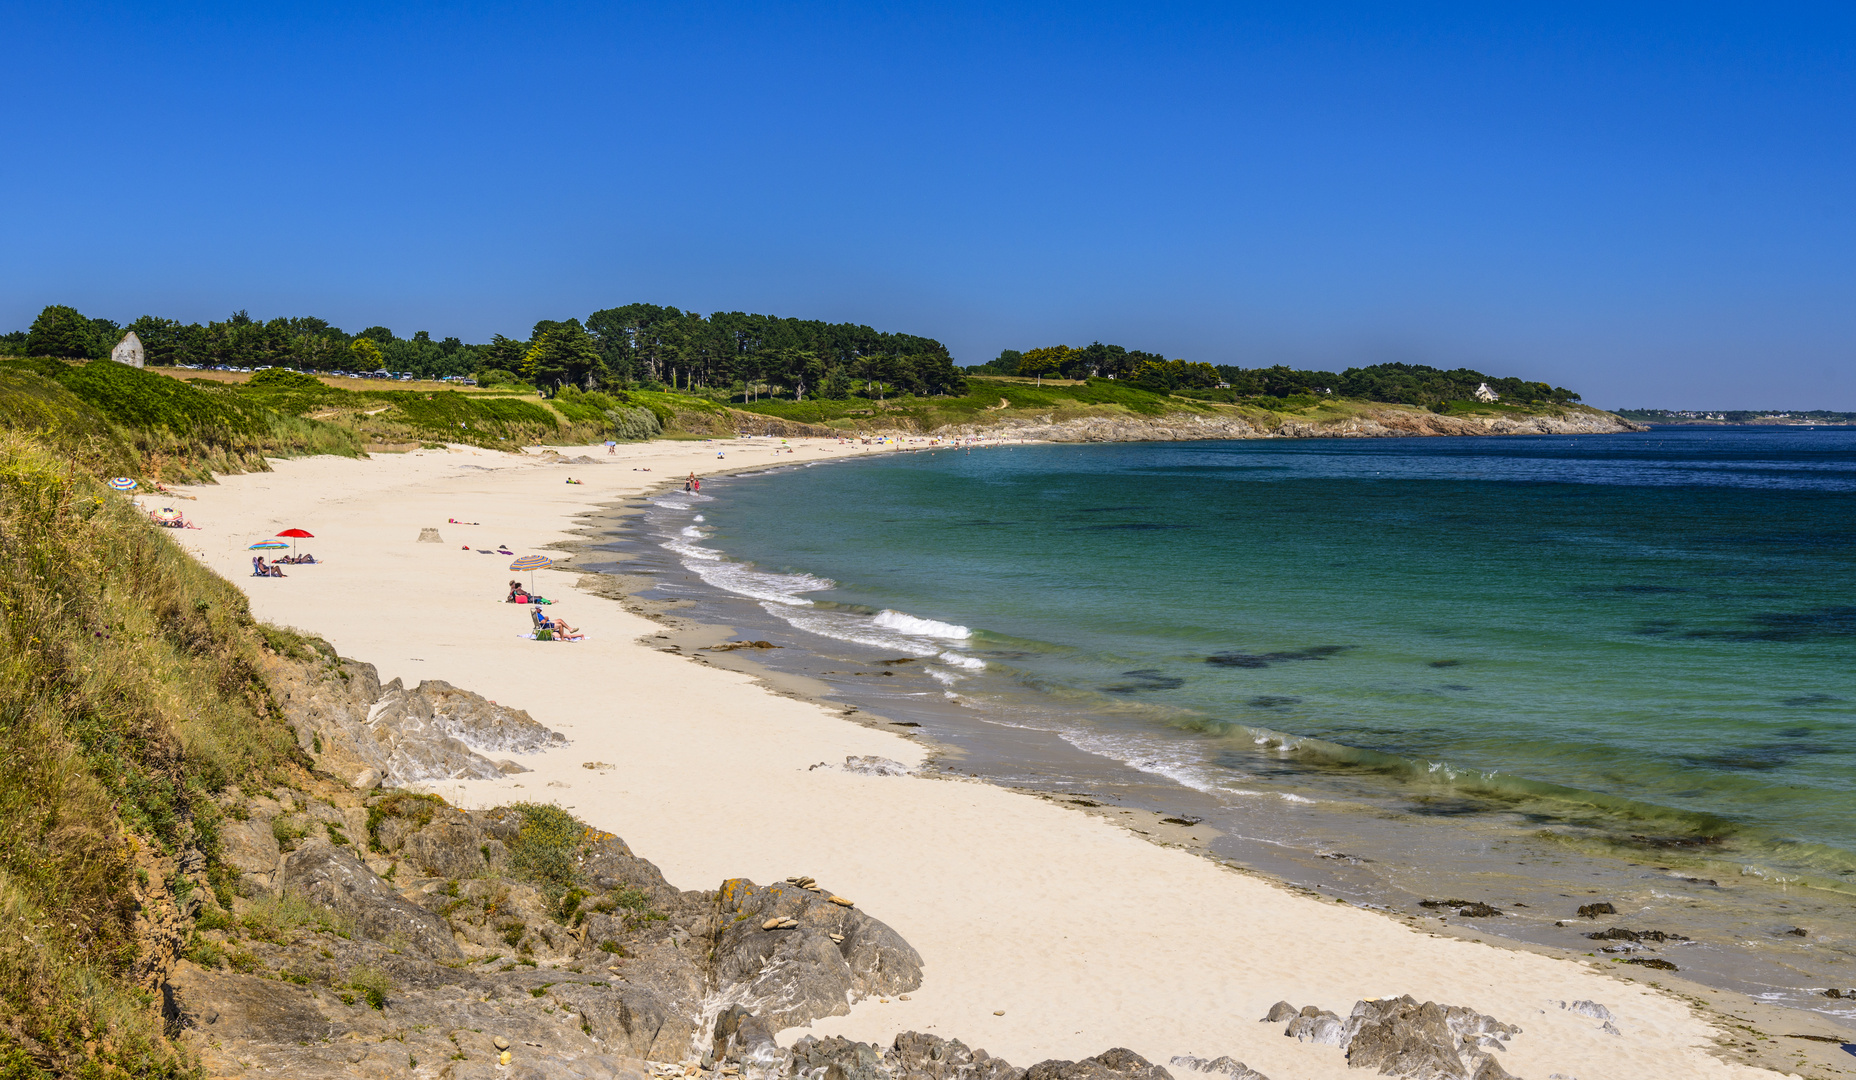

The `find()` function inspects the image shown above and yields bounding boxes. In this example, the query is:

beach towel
[516,632,583,641]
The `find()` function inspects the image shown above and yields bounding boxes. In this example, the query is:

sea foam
[872,609,970,639]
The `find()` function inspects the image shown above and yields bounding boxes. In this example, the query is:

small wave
[1053,728,1220,794]
[692,514,705,522]
[680,525,707,538]
[659,535,832,606]
[763,605,941,656]
[927,669,962,686]
[873,610,970,639]
[940,651,986,671]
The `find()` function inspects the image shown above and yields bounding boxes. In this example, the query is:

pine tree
[24,305,99,359]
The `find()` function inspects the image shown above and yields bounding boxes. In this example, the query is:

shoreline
[574,450,1856,1021]
[169,437,1849,1080]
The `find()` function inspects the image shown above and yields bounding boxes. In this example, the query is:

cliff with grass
[726,376,1645,441]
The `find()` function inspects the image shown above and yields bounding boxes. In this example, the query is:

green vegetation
[0,357,362,481]
[346,966,391,1010]
[971,341,1582,410]
[0,432,311,1076]
[502,803,593,902]
[2,302,965,402]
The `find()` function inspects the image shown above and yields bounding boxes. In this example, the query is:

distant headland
[1615,408,1856,426]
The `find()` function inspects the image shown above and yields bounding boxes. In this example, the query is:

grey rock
[712,877,923,1029]
[1168,1055,1268,1079]
[1262,1000,1298,1023]
[280,839,461,958]
[1601,1021,1621,1037]
[267,655,565,790]
[1024,1048,1171,1080]
[400,811,488,879]
[168,966,327,1043]
[790,1035,887,1080]
[219,818,282,875]
[842,755,912,776]
[1283,1009,1347,1046]
[889,1031,1024,1080]
[552,981,696,1061]
[1568,1000,1613,1021]
[1339,996,1521,1080]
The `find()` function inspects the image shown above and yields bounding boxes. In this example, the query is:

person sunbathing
[534,609,582,640]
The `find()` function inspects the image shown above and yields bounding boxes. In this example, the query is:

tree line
[972,342,1581,406]
[2,303,967,401]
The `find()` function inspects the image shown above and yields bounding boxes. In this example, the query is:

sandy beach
[166,438,1827,1080]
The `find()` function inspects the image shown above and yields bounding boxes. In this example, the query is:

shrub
[347,966,391,1010]
[501,802,590,901]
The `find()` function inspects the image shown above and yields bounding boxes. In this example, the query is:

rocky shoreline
[690,401,1646,443]
[935,404,1645,443]
[162,644,1577,1080]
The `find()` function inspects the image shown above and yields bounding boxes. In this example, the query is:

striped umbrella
[509,554,554,592]
[108,477,137,492]
[249,540,289,550]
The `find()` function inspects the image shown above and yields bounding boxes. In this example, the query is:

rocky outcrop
[266,653,565,789]
[710,878,924,1029]
[279,839,462,959]
[760,1036,1173,1080]
[1262,996,1521,1080]
[170,784,925,1078]
[1169,1056,1269,1079]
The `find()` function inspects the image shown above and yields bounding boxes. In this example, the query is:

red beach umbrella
[276,528,313,556]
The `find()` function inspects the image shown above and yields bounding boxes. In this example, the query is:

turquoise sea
[599,427,1856,1011]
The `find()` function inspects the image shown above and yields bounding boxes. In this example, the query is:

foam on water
[872,609,970,639]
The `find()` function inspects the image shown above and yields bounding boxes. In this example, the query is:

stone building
[111,330,145,368]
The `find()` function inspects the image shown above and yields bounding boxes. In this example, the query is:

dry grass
[0,433,306,1075]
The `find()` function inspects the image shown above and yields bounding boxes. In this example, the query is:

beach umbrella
[108,477,138,492]
[276,527,313,556]
[249,539,289,550]
[509,553,553,592]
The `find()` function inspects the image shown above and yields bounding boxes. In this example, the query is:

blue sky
[3,2,1852,408]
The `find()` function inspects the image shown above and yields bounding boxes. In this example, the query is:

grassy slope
[0,429,311,1077]
[132,364,1615,448]
[0,360,363,483]
[726,376,1605,435]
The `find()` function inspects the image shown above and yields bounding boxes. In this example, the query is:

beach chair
[531,608,552,641]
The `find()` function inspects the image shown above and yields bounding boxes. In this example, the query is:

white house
[111,331,145,368]
[1473,382,1499,403]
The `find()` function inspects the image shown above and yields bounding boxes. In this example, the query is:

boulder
[788,1035,888,1080]
[712,878,923,1028]
[279,839,461,958]
[1284,1006,1347,1046]
[400,812,488,879]
[1025,1049,1171,1080]
[1167,1057,1269,1080]
[1339,996,1520,1080]
[219,818,282,875]
[889,1031,1024,1080]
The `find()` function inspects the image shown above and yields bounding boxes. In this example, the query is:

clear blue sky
[3,2,1852,408]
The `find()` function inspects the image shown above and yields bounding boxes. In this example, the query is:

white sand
[171,439,1791,1080]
